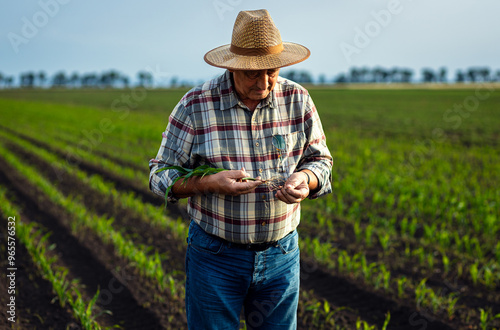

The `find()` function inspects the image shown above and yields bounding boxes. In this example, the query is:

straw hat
[204,9,310,70]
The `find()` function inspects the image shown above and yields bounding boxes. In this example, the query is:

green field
[0,86,498,329]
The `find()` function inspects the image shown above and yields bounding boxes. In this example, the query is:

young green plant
[155,165,258,206]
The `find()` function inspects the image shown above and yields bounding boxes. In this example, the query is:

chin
[253,92,269,99]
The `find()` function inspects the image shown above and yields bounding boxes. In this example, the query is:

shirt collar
[219,70,277,111]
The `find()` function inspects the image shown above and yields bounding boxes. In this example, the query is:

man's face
[231,69,280,103]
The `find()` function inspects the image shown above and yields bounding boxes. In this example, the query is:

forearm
[170,175,211,199]
[170,169,262,199]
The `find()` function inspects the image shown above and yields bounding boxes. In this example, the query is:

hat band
[229,43,284,56]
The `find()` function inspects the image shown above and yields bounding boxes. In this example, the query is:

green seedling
[397,276,407,298]
[479,308,500,330]
[155,165,257,205]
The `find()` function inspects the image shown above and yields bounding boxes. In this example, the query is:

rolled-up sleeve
[297,95,333,199]
[149,102,194,203]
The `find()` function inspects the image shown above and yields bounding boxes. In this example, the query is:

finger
[284,186,303,199]
[276,188,297,204]
[240,167,251,178]
[275,190,287,203]
[235,180,262,194]
[229,169,248,180]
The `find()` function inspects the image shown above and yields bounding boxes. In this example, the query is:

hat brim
[204,42,310,70]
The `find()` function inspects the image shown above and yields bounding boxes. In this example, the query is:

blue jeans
[185,221,300,330]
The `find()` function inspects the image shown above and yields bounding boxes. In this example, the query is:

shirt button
[255,142,260,147]
[262,195,266,200]
[262,222,266,226]
[259,169,263,173]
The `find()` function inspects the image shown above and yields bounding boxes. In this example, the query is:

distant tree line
[332,67,414,84]
[0,73,15,88]
[1,66,500,88]
[331,66,500,84]
[0,70,153,89]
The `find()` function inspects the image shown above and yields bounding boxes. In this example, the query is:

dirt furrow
[0,125,187,220]
[2,139,186,273]
[0,207,80,329]
[0,157,186,329]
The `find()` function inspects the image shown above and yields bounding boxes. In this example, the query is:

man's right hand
[206,168,262,196]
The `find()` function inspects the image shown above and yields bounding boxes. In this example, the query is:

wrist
[300,170,310,185]
[200,175,216,194]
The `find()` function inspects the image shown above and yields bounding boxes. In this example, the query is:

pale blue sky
[2,0,499,85]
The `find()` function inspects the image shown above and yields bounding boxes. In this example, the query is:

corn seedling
[479,308,500,330]
[313,237,336,263]
[382,311,391,330]
[457,262,464,278]
[400,217,409,236]
[373,264,391,291]
[481,265,495,289]
[408,218,418,237]
[423,223,437,241]
[305,301,323,328]
[397,276,407,298]
[337,251,346,273]
[353,220,363,243]
[413,247,426,265]
[437,226,451,248]
[346,253,361,274]
[364,224,374,247]
[444,293,459,320]
[427,253,435,270]
[404,243,411,258]
[380,265,391,291]
[429,292,441,313]
[470,262,479,285]
[355,318,376,330]
[415,279,429,309]
[442,253,450,275]
[494,242,500,262]
[472,237,484,259]
[378,232,391,252]
[300,291,339,329]
[463,235,473,255]
[361,256,376,282]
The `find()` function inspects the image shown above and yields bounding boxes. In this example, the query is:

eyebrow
[245,70,278,77]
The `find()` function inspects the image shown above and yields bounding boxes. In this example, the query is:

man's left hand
[275,172,309,204]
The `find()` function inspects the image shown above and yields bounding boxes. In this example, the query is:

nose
[256,71,269,90]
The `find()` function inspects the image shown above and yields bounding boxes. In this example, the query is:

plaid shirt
[149,70,332,244]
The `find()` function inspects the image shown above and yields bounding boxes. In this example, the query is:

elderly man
[149,9,332,329]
